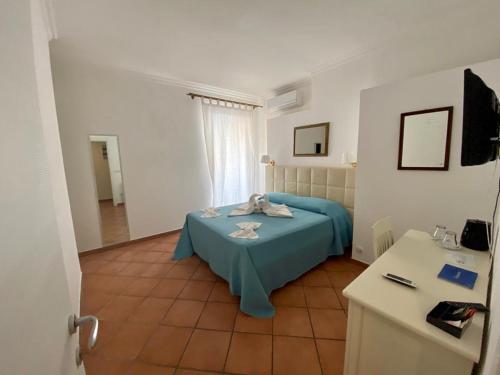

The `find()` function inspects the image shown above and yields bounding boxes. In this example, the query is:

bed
[173,166,355,317]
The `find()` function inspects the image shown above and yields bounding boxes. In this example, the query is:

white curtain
[201,100,257,206]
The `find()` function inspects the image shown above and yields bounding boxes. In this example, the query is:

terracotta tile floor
[99,200,130,245]
[79,232,365,375]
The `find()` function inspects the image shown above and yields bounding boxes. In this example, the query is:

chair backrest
[372,216,394,259]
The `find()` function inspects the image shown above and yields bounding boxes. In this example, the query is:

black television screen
[461,69,500,166]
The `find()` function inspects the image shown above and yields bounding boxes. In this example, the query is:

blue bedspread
[173,194,352,317]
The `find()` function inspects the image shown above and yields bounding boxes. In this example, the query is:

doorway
[89,135,130,245]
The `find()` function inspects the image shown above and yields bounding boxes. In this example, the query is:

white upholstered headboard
[265,165,356,217]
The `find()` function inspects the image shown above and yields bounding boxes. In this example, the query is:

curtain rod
[187,92,263,109]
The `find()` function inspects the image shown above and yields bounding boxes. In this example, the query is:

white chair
[372,217,394,259]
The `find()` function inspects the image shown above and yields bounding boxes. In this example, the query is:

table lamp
[260,155,275,166]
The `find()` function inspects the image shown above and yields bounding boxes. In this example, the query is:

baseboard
[78,229,182,257]
[342,246,369,269]
[347,257,369,269]
[98,199,125,206]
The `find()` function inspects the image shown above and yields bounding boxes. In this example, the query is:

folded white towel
[258,194,293,218]
[236,222,262,230]
[201,207,221,218]
[229,228,259,239]
[228,194,293,218]
[228,193,261,216]
[229,221,262,239]
[264,203,293,218]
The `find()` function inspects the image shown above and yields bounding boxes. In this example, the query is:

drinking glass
[432,225,447,241]
[442,231,459,250]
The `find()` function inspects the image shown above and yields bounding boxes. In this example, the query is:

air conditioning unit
[266,90,301,112]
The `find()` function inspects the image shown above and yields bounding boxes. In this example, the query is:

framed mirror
[398,107,453,171]
[89,135,130,245]
[294,122,330,156]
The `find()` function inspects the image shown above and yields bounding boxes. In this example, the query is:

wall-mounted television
[461,69,500,166]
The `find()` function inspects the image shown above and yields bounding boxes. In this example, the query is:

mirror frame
[293,122,330,157]
[397,106,453,171]
[88,134,131,246]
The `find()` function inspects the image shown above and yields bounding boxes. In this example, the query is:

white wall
[267,26,500,167]
[0,0,82,373]
[53,61,265,252]
[354,58,500,264]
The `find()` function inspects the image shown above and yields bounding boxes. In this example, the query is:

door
[0,1,84,374]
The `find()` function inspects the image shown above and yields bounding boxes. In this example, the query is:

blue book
[438,264,478,289]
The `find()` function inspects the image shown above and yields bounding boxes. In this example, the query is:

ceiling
[51,0,500,96]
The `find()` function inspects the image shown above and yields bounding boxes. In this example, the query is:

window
[201,100,257,206]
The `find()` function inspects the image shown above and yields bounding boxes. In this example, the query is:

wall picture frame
[397,106,453,171]
[293,122,330,157]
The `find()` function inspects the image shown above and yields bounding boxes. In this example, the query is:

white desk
[343,230,490,375]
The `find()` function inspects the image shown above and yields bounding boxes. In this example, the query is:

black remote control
[383,273,417,288]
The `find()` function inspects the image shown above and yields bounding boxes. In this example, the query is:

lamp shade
[260,155,271,164]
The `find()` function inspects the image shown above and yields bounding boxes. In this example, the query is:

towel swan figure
[228,194,293,218]
[258,194,293,218]
[228,193,262,216]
